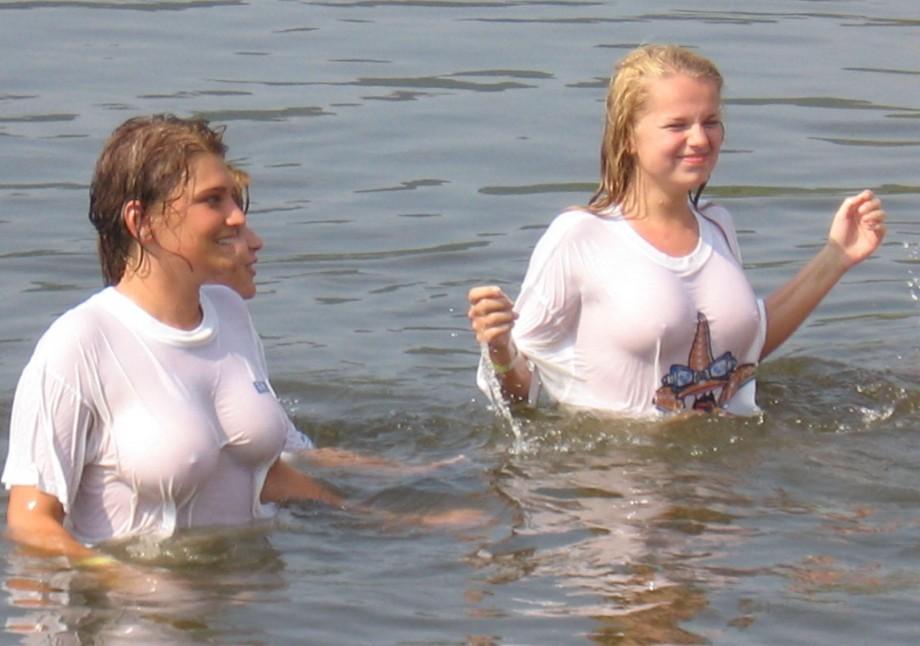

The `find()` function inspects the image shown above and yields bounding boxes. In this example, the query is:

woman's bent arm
[6,486,97,562]
[761,190,885,359]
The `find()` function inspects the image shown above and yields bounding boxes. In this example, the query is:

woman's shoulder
[201,284,247,313]
[696,200,735,228]
[49,288,117,333]
[200,284,256,335]
[552,205,609,227]
[28,289,115,365]
[541,206,614,243]
[695,200,743,262]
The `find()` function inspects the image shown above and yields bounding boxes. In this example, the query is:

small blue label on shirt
[253,380,270,394]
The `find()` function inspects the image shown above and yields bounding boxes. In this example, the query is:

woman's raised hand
[827,189,886,270]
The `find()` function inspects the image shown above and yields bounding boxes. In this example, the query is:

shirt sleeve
[698,201,743,264]
[2,361,94,514]
[476,212,586,405]
[513,215,584,356]
[240,298,316,454]
[283,417,315,453]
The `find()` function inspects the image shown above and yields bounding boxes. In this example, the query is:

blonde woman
[468,44,885,417]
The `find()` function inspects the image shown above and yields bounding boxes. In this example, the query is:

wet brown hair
[88,114,227,285]
[587,44,723,214]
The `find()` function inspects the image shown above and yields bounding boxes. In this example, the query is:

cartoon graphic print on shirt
[654,312,756,413]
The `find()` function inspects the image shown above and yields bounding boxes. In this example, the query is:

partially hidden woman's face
[216,224,263,299]
[154,153,248,286]
[629,73,723,197]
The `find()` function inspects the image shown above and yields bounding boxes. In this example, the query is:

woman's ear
[625,130,636,155]
[121,200,152,243]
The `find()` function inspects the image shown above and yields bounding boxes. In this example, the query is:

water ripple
[479,182,592,195]
[0,113,78,123]
[352,75,536,92]
[308,0,534,7]
[844,66,920,76]
[209,73,539,93]
[0,182,85,191]
[356,179,448,193]
[139,90,253,99]
[725,97,913,112]
[279,240,489,263]
[810,137,920,148]
[0,0,243,10]
[478,183,920,198]
[192,106,332,121]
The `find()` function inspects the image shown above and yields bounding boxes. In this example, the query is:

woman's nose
[687,123,709,147]
[243,225,263,252]
[227,199,247,227]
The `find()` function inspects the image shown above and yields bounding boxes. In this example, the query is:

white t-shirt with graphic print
[2,285,312,545]
[477,202,766,418]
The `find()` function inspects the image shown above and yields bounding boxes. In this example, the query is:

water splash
[907,240,920,303]
[480,343,529,454]
[906,241,920,364]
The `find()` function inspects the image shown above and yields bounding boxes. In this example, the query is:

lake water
[1,0,919,643]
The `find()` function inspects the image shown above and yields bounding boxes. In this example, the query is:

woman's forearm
[493,351,532,403]
[260,459,345,507]
[761,244,847,359]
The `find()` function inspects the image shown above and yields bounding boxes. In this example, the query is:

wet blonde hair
[228,164,251,213]
[587,44,723,213]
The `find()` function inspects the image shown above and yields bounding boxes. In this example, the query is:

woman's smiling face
[153,153,248,287]
[629,73,724,199]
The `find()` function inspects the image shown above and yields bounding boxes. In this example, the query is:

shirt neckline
[607,203,714,273]
[100,287,218,347]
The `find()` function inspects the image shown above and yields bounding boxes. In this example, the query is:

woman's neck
[623,184,694,225]
[622,186,700,256]
[115,271,203,330]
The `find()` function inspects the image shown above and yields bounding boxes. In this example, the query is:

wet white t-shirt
[478,202,766,417]
[2,285,312,545]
